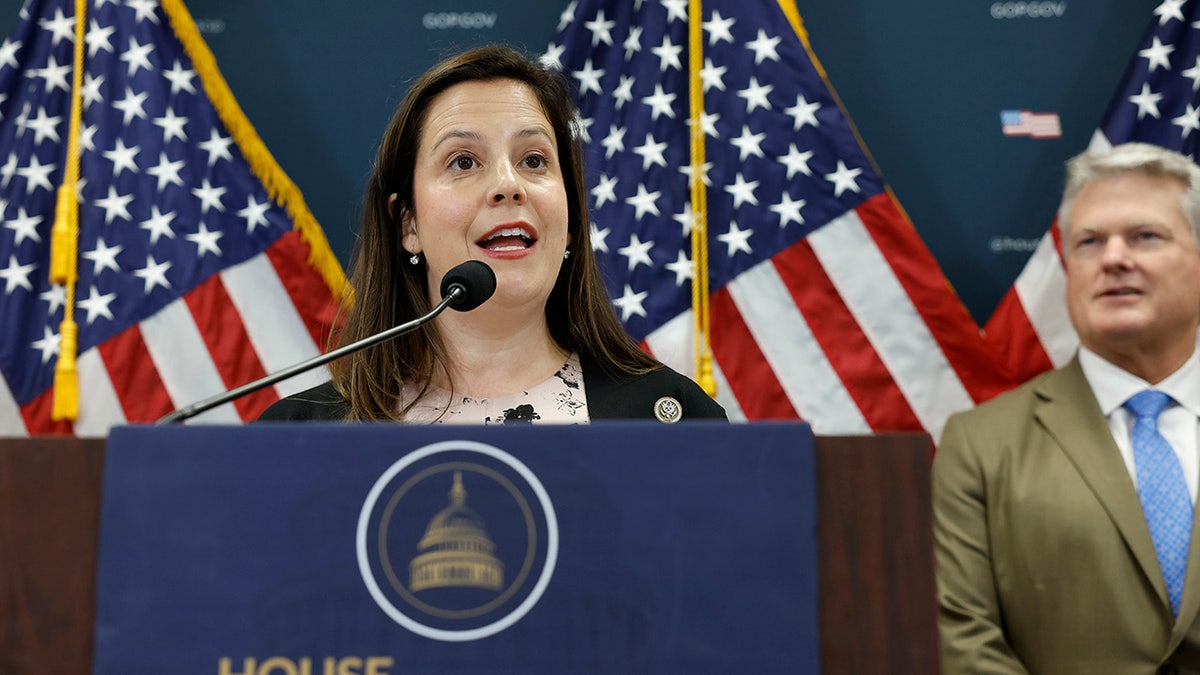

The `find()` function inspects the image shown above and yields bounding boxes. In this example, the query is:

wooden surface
[0,433,938,674]
[0,438,105,675]
[816,434,940,674]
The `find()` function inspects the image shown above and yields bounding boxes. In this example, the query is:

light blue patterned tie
[1124,390,1193,618]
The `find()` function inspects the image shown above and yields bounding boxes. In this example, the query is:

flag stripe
[1013,231,1076,367]
[183,273,274,421]
[97,324,175,425]
[809,208,972,438]
[710,286,805,421]
[705,354,746,422]
[0,373,28,437]
[74,348,128,437]
[857,194,1007,400]
[727,259,869,431]
[139,299,241,424]
[224,246,329,397]
[640,317,694,371]
[986,286,1056,382]
[20,385,72,435]
[263,231,340,352]
[773,236,922,431]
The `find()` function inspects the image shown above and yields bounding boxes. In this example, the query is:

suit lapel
[1033,359,1171,613]
[1171,491,1200,645]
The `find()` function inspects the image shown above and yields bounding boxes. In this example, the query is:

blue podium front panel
[94,423,817,674]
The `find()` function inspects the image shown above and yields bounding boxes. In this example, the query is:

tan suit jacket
[933,357,1200,674]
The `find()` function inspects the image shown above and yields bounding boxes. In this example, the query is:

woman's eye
[452,156,476,171]
[523,154,546,169]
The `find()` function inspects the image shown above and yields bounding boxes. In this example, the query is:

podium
[0,425,937,673]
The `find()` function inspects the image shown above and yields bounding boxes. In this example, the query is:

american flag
[0,0,345,437]
[986,0,1200,384]
[548,0,1010,435]
[1000,110,1062,139]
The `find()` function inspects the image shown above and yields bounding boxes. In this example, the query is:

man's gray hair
[1058,142,1200,245]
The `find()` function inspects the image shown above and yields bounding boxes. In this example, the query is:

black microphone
[155,260,496,425]
[440,258,496,311]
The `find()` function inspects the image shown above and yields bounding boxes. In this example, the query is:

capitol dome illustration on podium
[409,471,505,592]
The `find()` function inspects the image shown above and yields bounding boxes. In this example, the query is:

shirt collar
[1078,345,1200,417]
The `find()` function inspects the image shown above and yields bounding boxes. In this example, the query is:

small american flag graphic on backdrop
[548,0,1009,435]
[1000,110,1062,139]
[0,0,345,436]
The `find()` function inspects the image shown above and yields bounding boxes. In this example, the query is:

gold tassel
[49,185,77,284]
[52,317,79,420]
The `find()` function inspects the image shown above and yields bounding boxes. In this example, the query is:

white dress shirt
[1078,345,1200,504]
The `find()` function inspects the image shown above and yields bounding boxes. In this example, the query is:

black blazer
[258,354,727,422]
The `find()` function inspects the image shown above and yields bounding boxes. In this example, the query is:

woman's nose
[490,162,526,204]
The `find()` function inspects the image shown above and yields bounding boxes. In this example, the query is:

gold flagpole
[687,0,716,397]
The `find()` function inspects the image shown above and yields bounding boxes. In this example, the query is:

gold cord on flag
[160,0,349,306]
[48,0,88,421]
[687,0,716,397]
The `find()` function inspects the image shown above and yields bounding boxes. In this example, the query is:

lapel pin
[654,396,682,423]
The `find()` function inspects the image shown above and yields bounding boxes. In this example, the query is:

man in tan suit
[934,142,1200,674]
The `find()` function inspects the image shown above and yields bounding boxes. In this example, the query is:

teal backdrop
[0,0,1160,323]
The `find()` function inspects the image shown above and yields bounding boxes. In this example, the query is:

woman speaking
[260,45,724,425]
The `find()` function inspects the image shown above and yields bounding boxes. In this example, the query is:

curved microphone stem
[155,286,464,426]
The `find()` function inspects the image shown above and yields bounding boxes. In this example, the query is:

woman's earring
[563,249,571,259]
[409,253,420,265]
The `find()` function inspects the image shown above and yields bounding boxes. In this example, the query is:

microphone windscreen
[439,260,497,311]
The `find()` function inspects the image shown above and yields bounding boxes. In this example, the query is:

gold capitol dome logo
[409,471,504,592]
[357,440,559,642]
